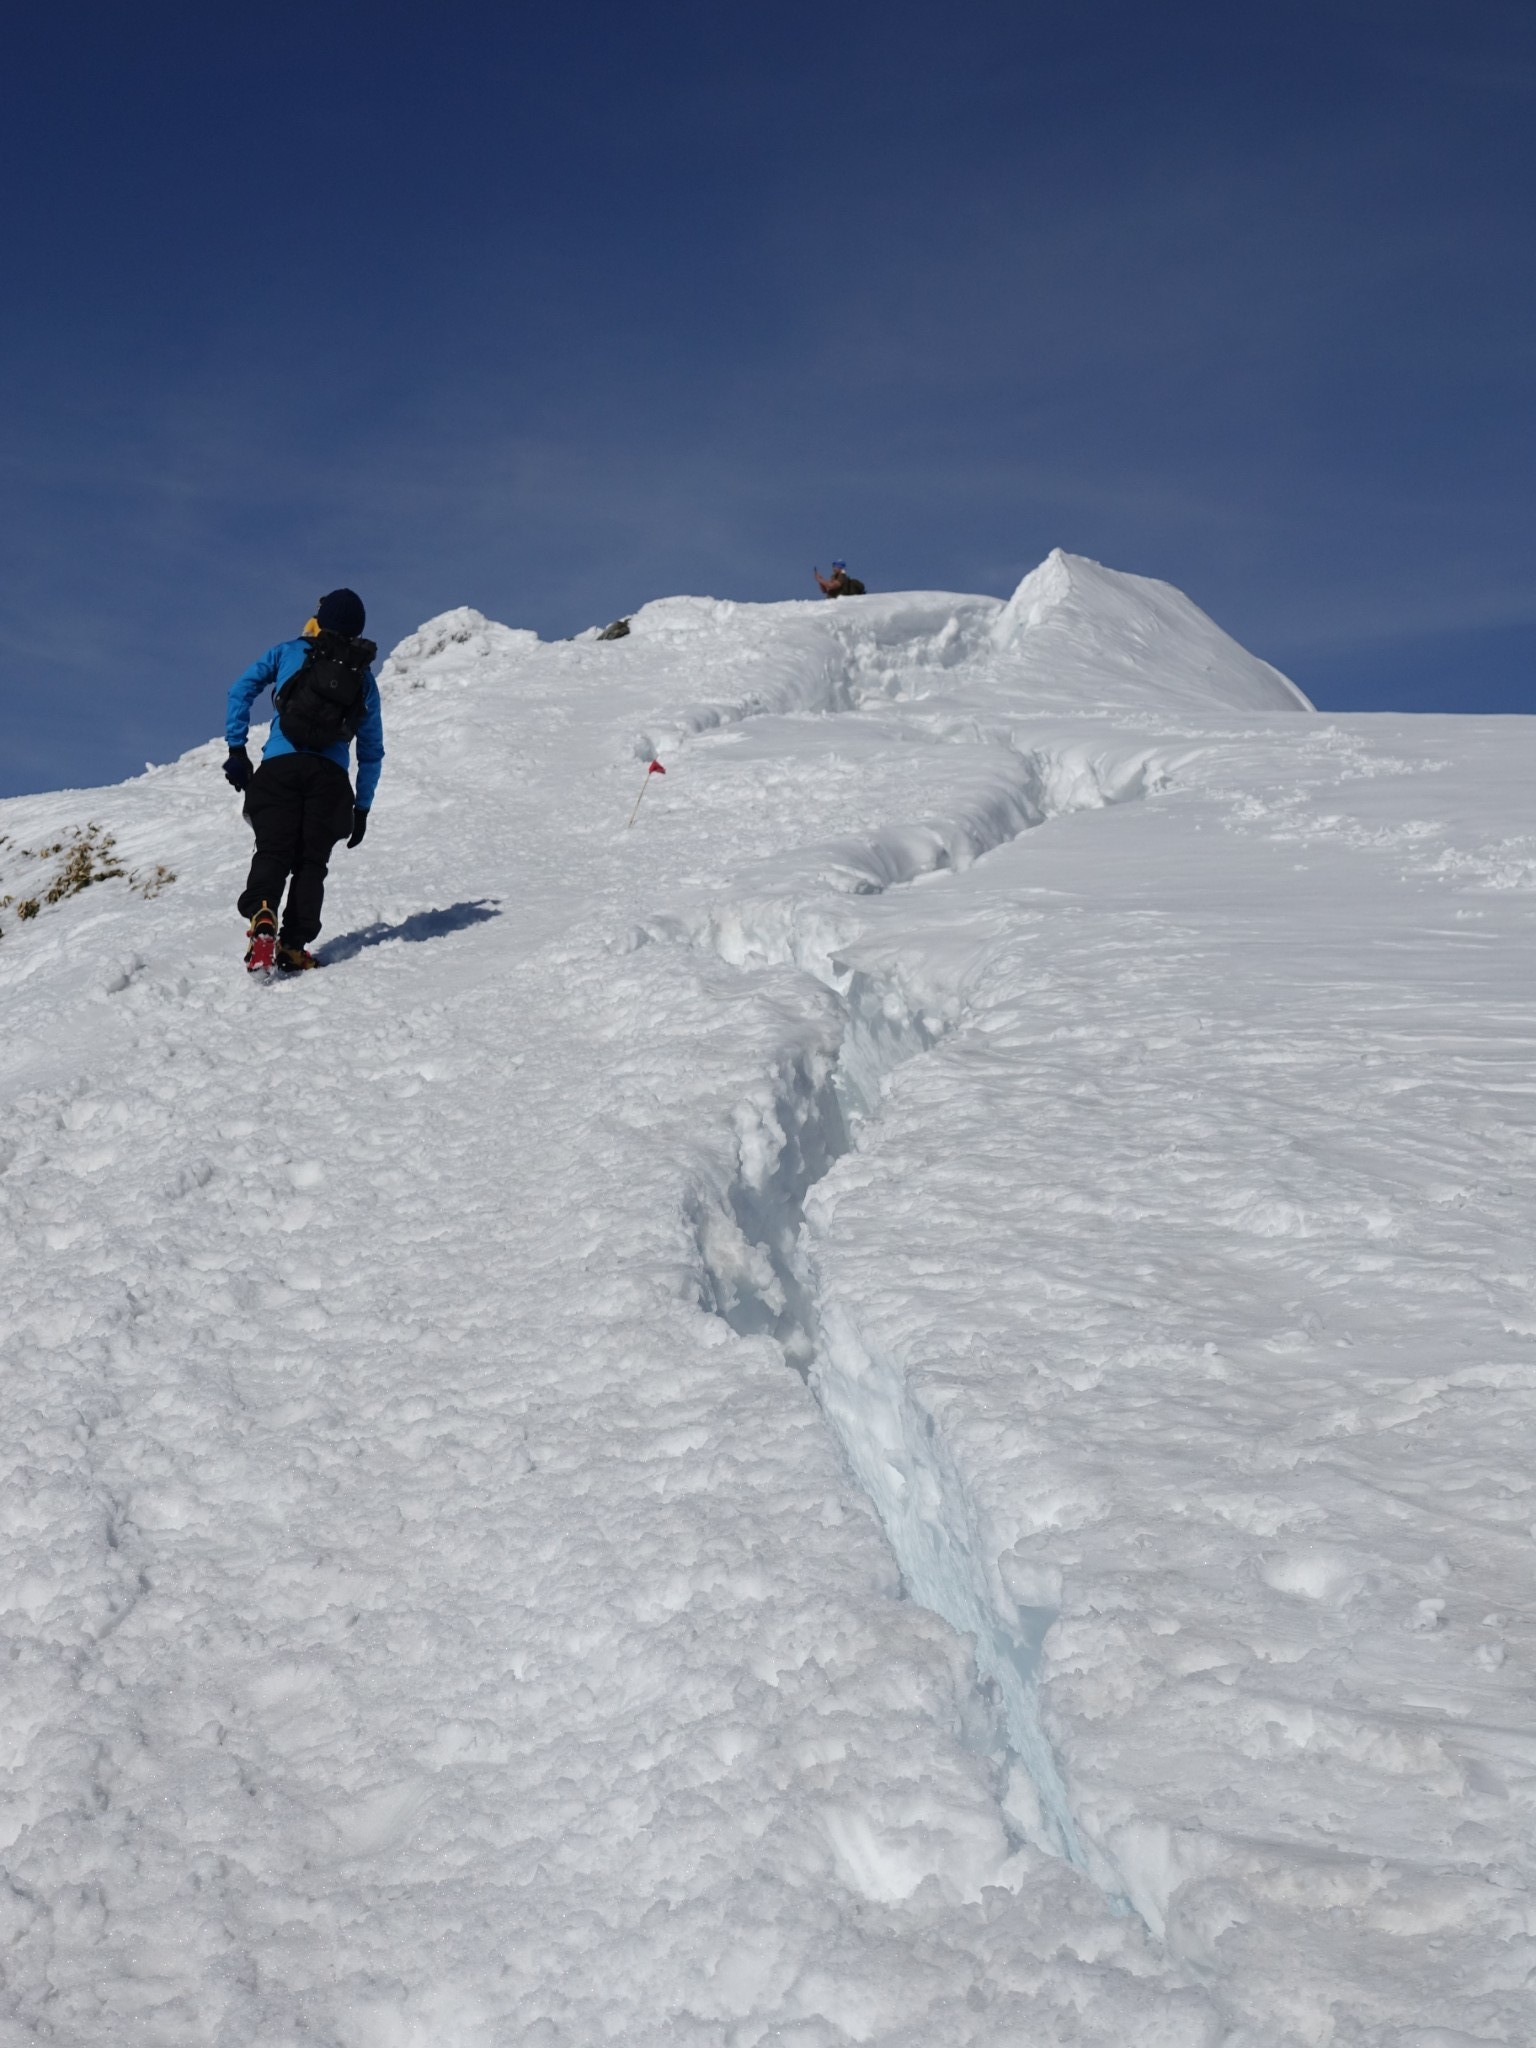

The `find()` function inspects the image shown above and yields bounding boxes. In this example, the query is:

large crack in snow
[675,740,1167,1904]
[691,965,1107,1884]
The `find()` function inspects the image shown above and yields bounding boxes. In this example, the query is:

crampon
[244,905,277,973]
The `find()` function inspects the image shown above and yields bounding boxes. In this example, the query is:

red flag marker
[627,758,666,828]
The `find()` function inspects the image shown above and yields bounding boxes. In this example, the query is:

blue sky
[2,0,1533,796]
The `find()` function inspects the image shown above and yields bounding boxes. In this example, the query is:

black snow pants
[238,753,355,946]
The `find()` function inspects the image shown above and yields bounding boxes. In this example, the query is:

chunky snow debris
[1,556,1531,2047]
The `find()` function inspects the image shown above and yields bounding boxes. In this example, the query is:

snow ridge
[993,548,1314,715]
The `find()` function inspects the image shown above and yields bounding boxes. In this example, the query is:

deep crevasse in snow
[2,555,1533,2047]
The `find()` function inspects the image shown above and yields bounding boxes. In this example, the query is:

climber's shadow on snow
[319,899,503,964]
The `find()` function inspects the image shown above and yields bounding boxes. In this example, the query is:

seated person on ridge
[814,560,866,598]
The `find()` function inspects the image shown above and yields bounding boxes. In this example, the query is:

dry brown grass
[0,824,176,940]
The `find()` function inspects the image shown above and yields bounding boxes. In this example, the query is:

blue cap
[831,559,847,571]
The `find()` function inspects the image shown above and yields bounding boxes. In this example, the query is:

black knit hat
[315,588,366,637]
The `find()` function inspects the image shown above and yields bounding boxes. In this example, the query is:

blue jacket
[226,638,385,810]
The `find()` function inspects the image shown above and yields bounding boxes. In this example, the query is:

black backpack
[275,631,377,751]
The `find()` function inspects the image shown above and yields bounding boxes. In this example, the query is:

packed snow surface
[1,551,1533,2046]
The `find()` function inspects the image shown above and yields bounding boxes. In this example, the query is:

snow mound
[377,605,538,690]
[992,548,1313,716]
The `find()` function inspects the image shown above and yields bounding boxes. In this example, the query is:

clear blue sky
[3,0,1533,795]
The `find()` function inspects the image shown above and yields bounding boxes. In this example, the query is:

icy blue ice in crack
[694,944,1112,1886]
[682,740,1183,1902]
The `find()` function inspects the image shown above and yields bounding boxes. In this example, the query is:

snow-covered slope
[1,555,1531,2047]
[990,548,1314,715]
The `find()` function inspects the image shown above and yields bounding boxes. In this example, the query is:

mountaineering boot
[276,942,321,973]
[244,904,277,973]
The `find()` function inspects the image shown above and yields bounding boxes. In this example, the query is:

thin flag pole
[627,758,666,827]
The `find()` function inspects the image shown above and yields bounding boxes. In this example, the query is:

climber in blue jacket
[222,587,385,973]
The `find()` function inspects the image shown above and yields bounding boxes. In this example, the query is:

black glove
[346,807,369,849]
[224,746,253,792]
